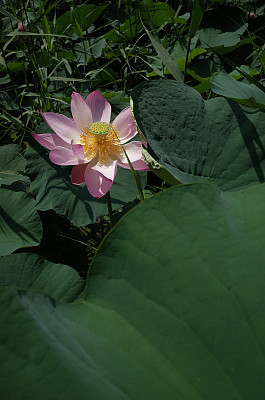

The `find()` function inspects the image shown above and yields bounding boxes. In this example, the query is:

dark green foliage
[1,1,265,398]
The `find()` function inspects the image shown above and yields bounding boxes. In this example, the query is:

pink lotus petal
[17,22,28,32]
[84,165,114,198]
[91,160,117,181]
[118,141,144,163]
[71,92,93,131]
[17,22,28,42]
[71,163,88,185]
[41,111,82,144]
[31,132,72,151]
[49,147,86,165]
[117,141,150,171]
[112,107,138,144]
[118,158,150,171]
[85,90,111,123]
[71,142,85,160]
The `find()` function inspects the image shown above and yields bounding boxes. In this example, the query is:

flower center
[89,122,111,136]
[80,122,122,165]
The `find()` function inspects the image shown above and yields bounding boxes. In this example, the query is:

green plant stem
[123,149,145,201]
[113,130,145,202]
[184,37,192,83]
[106,191,114,228]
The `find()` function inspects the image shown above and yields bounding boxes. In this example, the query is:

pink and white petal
[117,141,149,171]
[118,141,144,163]
[71,92,93,131]
[71,142,85,160]
[85,90,111,123]
[71,163,88,185]
[41,111,82,144]
[118,158,150,171]
[112,107,138,144]
[84,166,114,198]
[49,147,86,166]
[31,132,72,151]
[91,159,117,181]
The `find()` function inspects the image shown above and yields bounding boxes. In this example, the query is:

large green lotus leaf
[55,4,106,34]
[1,182,265,399]
[131,79,265,191]
[0,144,29,186]
[197,28,240,52]
[0,253,84,302]
[25,139,146,226]
[140,0,175,28]
[0,188,42,256]
[211,73,265,109]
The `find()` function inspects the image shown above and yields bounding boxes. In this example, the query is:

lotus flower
[31,91,149,198]
[17,22,28,42]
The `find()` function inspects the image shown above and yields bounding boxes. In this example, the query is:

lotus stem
[106,191,114,228]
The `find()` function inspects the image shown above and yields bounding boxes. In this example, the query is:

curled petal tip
[40,109,46,119]
[40,110,47,123]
